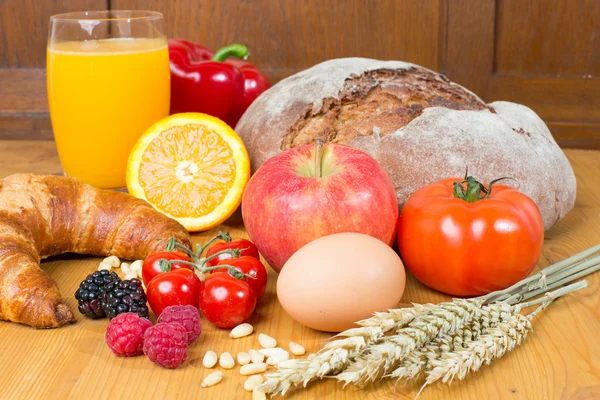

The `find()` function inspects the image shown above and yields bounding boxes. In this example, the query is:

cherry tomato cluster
[142,232,267,328]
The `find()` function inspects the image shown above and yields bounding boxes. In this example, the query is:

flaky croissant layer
[0,174,191,328]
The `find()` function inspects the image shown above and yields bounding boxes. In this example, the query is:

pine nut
[240,362,267,376]
[237,352,251,365]
[267,351,290,366]
[130,260,143,274]
[252,389,267,400]
[98,262,111,271]
[258,333,277,348]
[289,342,306,356]
[121,262,131,274]
[258,347,287,358]
[249,349,265,363]
[307,353,316,360]
[124,272,138,281]
[244,375,264,391]
[202,351,218,368]
[201,371,223,388]
[103,255,120,268]
[219,352,235,369]
[230,323,254,338]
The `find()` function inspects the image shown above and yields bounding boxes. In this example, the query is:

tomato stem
[195,231,232,257]
[198,248,241,267]
[201,265,254,280]
[158,258,253,280]
[452,172,516,203]
[159,259,172,272]
[165,236,197,259]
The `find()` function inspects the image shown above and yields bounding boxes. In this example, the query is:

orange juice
[47,38,170,188]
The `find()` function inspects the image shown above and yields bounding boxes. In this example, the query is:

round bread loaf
[236,58,576,230]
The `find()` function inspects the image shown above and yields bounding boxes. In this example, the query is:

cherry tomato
[147,269,201,316]
[205,239,260,267]
[397,176,544,297]
[215,256,268,299]
[142,251,192,286]
[199,272,256,328]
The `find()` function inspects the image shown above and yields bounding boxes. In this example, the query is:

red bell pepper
[167,40,271,128]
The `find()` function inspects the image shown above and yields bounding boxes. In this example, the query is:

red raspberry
[105,312,153,357]
[157,305,201,344]
[143,323,188,369]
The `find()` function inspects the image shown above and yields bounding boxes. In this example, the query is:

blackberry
[101,278,149,319]
[74,270,121,319]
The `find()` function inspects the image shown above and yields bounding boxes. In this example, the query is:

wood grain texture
[0,140,61,175]
[0,69,52,139]
[112,0,445,74]
[0,70,48,113]
[0,0,108,68]
[0,141,598,399]
[444,0,496,98]
[0,0,106,139]
[1,0,599,147]
[443,0,600,149]
[549,122,600,150]
[495,0,600,76]
[487,0,600,137]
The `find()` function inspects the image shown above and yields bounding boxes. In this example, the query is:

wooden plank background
[0,0,599,148]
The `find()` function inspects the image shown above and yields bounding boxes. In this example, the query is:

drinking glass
[47,11,170,189]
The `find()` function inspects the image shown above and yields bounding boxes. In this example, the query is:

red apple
[242,141,398,273]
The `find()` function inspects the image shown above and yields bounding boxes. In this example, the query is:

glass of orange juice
[47,11,170,189]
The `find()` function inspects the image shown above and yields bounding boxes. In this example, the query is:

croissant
[0,174,191,328]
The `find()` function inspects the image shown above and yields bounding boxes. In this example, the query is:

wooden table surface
[0,140,599,400]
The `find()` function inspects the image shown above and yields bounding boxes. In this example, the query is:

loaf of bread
[236,58,576,229]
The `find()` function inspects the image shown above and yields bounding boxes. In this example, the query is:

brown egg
[276,232,406,332]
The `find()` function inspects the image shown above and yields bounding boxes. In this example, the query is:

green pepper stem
[211,43,249,62]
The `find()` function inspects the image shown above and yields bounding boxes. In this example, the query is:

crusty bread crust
[236,58,576,229]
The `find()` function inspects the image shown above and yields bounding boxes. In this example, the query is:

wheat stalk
[412,282,585,398]
[423,312,531,388]
[259,285,583,396]
[261,304,434,395]
[336,298,484,385]
[354,303,436,329]
[388,302,513,383]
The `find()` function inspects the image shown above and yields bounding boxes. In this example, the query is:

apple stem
[314,139,324,178]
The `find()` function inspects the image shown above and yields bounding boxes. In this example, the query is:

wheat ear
[414,281,587,397]
[421,312,531,389]
[261,304,434,395]
[336,298,484,385]
[388,302,513,383]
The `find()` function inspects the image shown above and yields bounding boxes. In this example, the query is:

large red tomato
[397,176,544,296]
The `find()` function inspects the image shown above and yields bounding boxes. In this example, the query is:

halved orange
[127,113,250,232]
